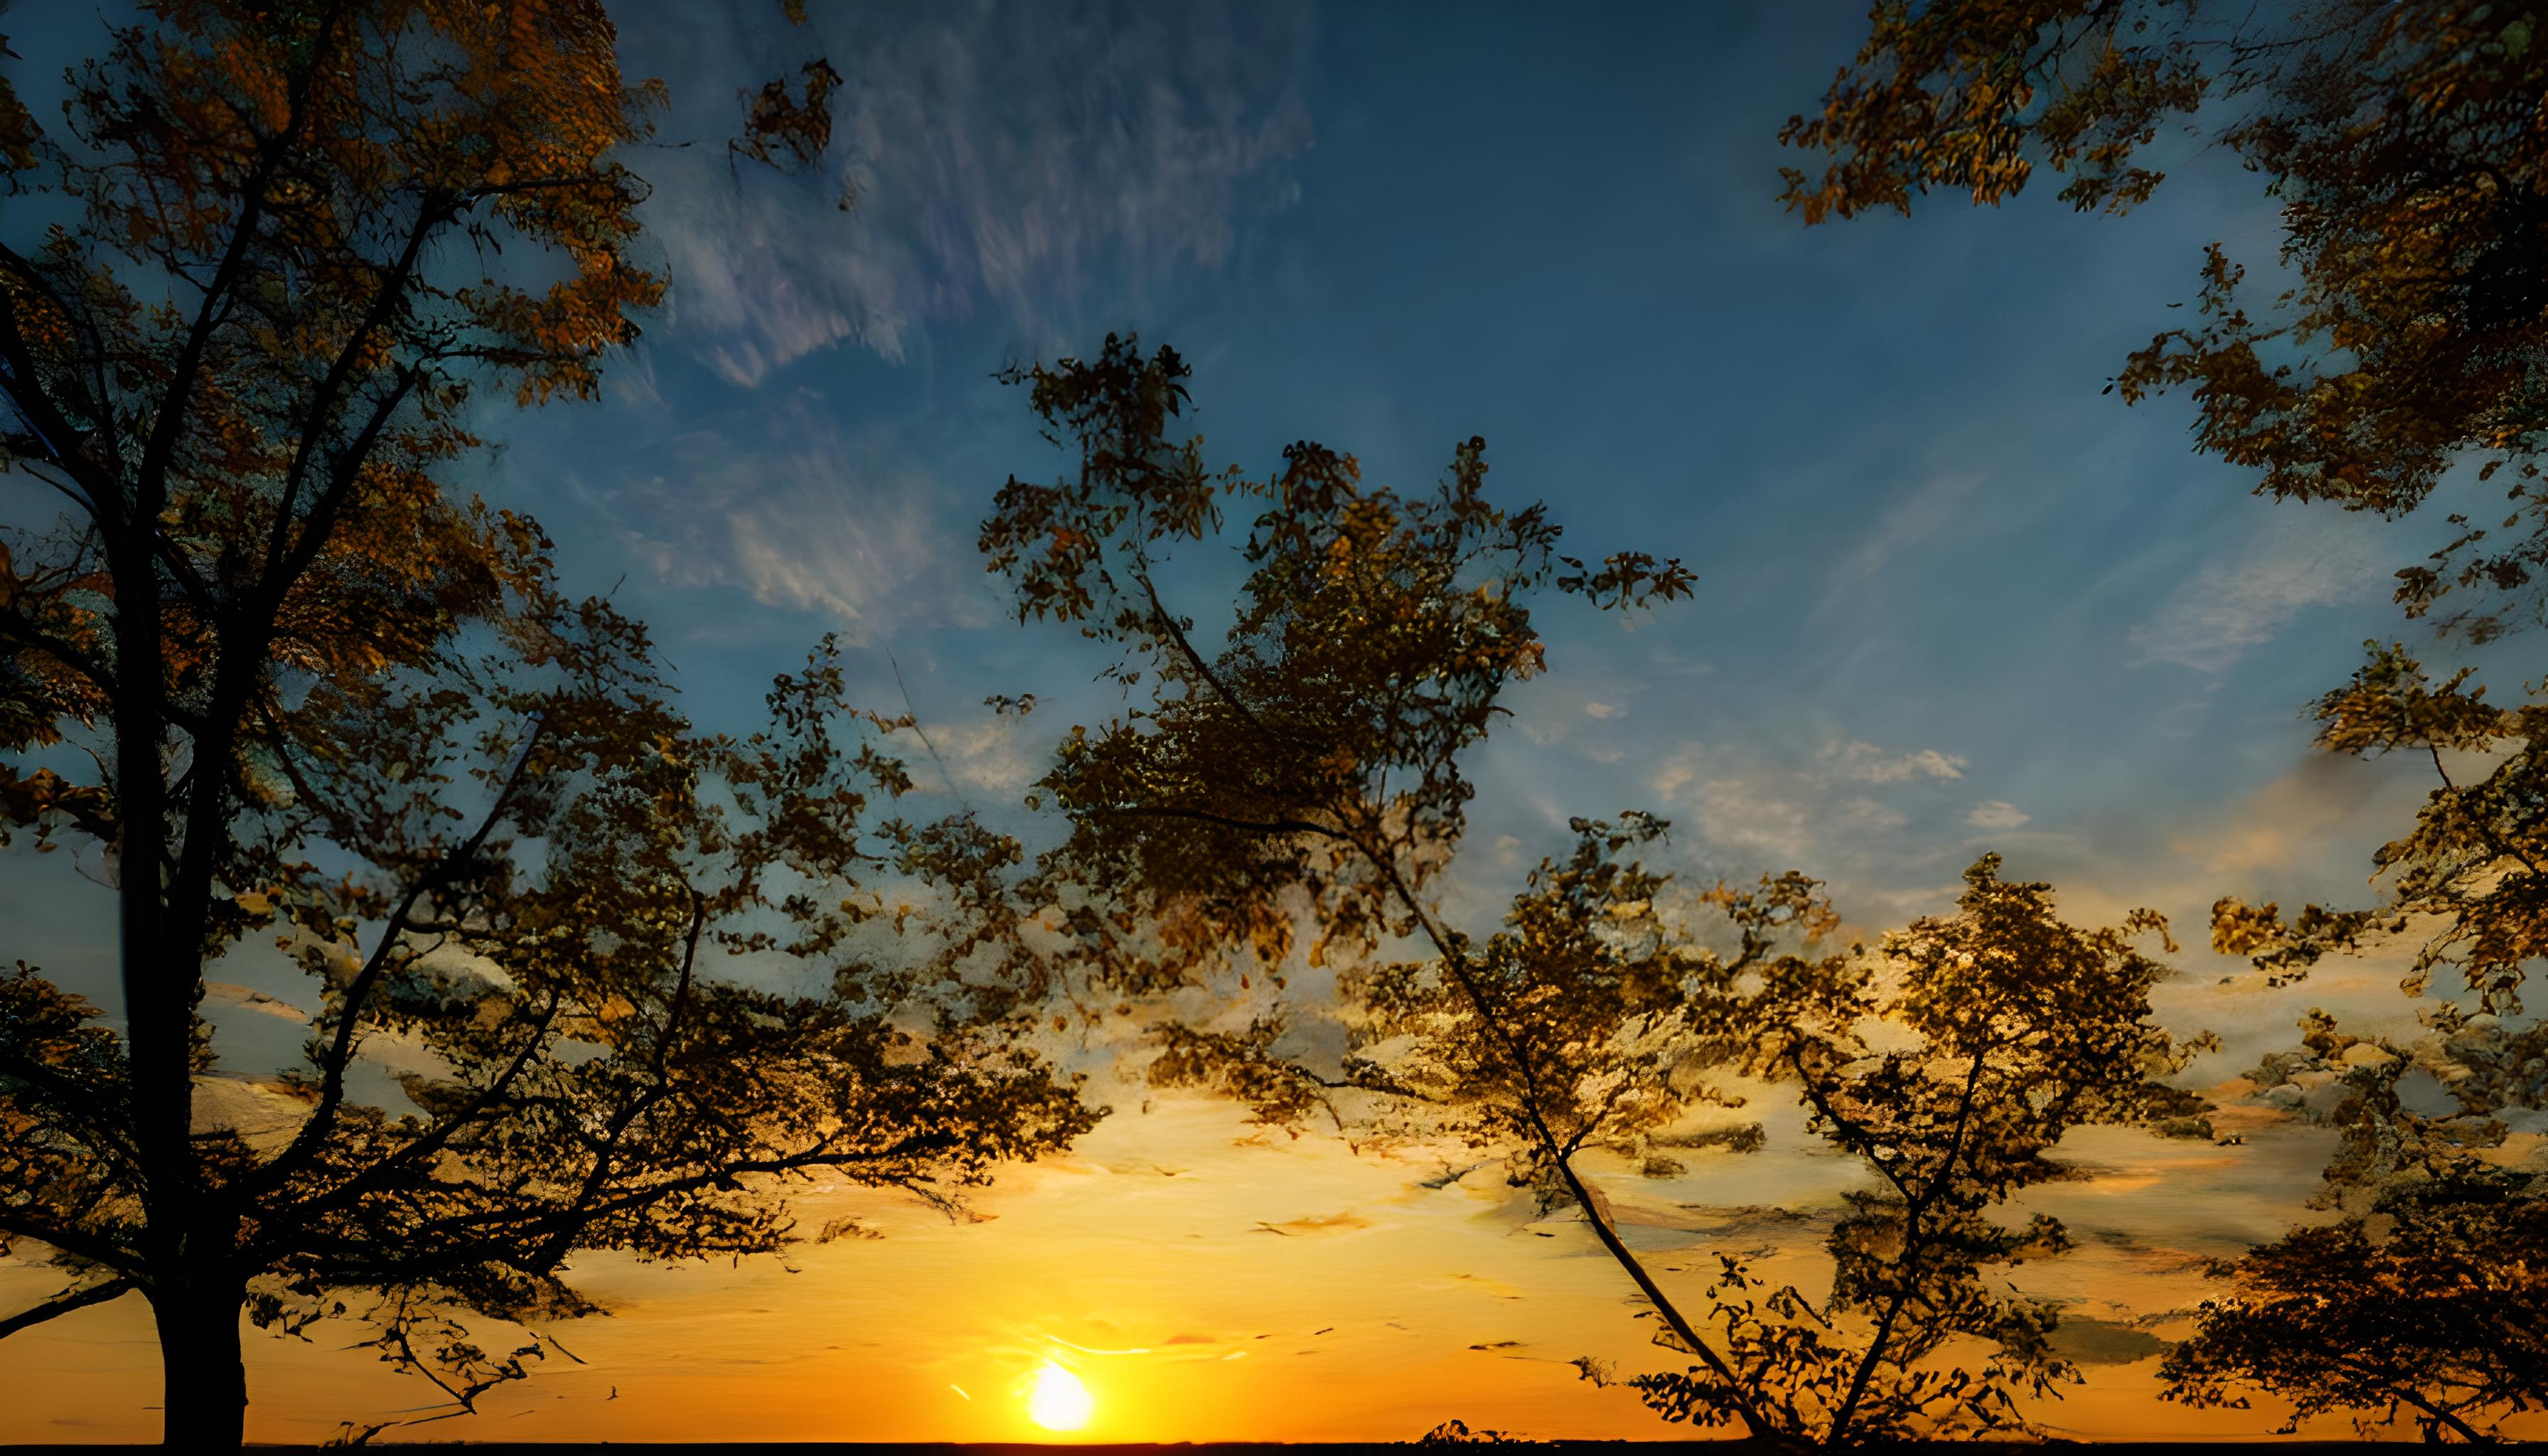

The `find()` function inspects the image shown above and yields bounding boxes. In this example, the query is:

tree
[1139,815,1837,1260]
[2210,645,2548,1019]
[965,334,1814,1430]
[975,336,2209,1446]
[1279,836,2203,1446]
[1631,855,2203,1445]
[2175,985,2547,1427]
[0,4,1091,1445]
[1785,1,2547,631]
[1786,1,2548,1436]
[1305,818,1819,1202]
[1787,1,2548,1013]
[2161,1167,2548,1442]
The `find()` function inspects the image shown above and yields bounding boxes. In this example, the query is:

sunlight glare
[1026,1361,1095,1432]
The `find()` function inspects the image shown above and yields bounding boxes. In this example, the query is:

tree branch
[1829,1044,1993,1444]
[301,1130,972,1285]
[0,240,125,528]
[1096,802,1346,840]
[0,1275,136,1340]
[0,1050,140,1174]
[130,4,346,522]
[241,712,546,1197]
[1358,838,1783,1443]
[264,188,447,580]
[528,894,709,1270]
[2429,743,2544,879]
[0,1209,145,1275]
[247,992,567,1256]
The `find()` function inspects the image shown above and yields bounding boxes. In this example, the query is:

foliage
[2212,644,2548,1016]
[1417,1417,1527,1444]
[2240,1005,2547,1209]
[0,2,1090,1444]
[1779,0,2212,221]
[731,57,852,210]
[1327,819,1822,1196]
[1789,4,2548,1439]
[1144,815,1829,1209]
[1787,1,2548,640]
[978,337,2218,1446]
[975,333,1691,1000]
[2193,643,2548,1431]
[2162,1167,2548,1442]
[969,335,1804,1428]
[1633,855,2202,1445]
[1794,1,2548,1044]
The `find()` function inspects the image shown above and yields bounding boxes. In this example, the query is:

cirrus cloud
[628,1,1315,384]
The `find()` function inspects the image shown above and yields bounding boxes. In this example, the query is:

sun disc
[1026,1361,1095,1431]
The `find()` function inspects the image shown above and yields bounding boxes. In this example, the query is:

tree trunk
[152,1282,247,1450]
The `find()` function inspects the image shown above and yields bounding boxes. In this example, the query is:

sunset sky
[2,0,2532,1443]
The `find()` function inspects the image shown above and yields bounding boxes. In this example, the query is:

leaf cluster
[1637,856,2202,1445]
[978,334,1691,997]
[2162,1167,2548,1442]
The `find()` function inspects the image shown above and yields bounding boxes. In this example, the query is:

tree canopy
[0,3,1091,1445]
[976,337,2232,1447]
[1789,0,2548,1437]
[1786,0,2548,638]
[1633,856,2202,1445]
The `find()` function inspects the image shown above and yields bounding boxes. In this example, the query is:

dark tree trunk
[152,1281,247,1450]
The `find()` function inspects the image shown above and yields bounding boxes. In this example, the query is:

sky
[2,0,2537,1443]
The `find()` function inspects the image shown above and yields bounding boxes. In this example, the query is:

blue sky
[456,0,2433,953]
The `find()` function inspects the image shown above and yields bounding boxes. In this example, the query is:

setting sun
[1026,1363,1094,1433]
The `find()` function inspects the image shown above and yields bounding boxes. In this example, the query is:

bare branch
[242,712,547,1196]
[0,1275,136,1340]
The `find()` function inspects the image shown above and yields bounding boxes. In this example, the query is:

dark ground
[0,1443,2451,1454]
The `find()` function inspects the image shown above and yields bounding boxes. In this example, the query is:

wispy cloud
[1816,469,1986,619]
[1649,737,1974,876]
[631,3,1314,384]
[1654,754,1818,864]
[2127,514,2383,673]
[598,406,989,641]
[1966,800,2030,830]
[1824,739,1967,783]
[916,718,1045,798]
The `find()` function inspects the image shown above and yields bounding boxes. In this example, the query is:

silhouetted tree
[2210,645,2548,1022]
[1290,818,1819,1202]
[1788,1,2546,613]
[1791,2,2548,1026]
[2162,1167,2548,1442]
[1791,6,2548,1435]
[965,335,1808,1430]
[0,4,1091,1445]
[1632,855,2203,1445]
[977,336,2212,1446]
